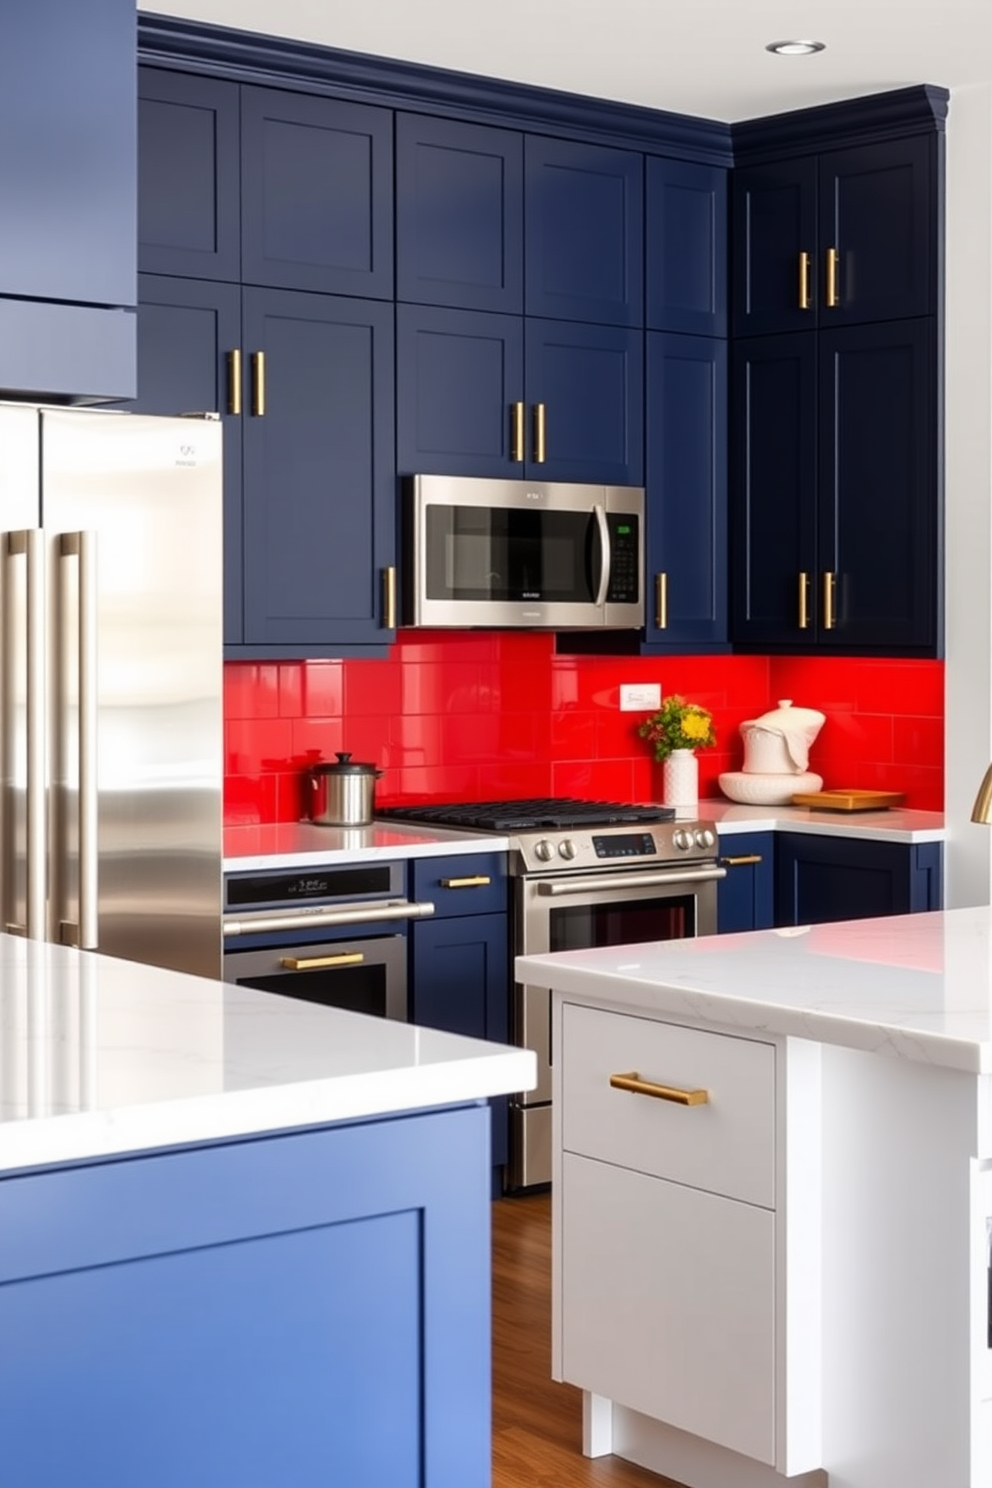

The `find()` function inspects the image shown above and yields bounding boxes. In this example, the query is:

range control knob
[694,828,716,849]
[559,839,577,860]
[534,839,554,862]
[673,828,693,851]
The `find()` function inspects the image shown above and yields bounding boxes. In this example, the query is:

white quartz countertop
[224,820,510,871]
[696,800,945,843]
[0,935,535,1174]
[517,904,992,1073]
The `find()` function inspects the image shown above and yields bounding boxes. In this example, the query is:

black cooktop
[379,797,676,832]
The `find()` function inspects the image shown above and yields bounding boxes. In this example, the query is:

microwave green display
[616,524,631,535]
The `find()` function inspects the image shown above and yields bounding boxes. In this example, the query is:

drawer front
[411,853,508,918]
[562,1003,775,1207]
[561,1152,775,1465]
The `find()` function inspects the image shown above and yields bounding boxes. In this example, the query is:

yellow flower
[682,712,710,741]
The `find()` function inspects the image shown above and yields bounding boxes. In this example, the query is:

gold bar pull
[510,401,525,463]
[798,571,810,630]
[823,570,836,630]
[533,402,547,464]
[280,952,365,971]
[798,250,811,310]
[440,875,492,889]
[720,854,764,867]
[251,351,266,416]
[825,247,839,308]
[383,566,397,630]
[655,572,668,630]
[609,1071,708,1106]
[227,349,242,415]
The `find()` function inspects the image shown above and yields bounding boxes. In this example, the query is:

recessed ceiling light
[765,39,826,56]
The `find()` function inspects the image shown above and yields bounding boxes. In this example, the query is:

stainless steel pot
[306,752,384,826]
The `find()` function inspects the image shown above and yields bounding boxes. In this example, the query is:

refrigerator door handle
[59,533,98,950]
[5,530,46,940]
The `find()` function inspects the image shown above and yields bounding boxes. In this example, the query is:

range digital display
[592,833,657,860]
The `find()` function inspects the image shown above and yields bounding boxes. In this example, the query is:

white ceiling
[148,0,992,122]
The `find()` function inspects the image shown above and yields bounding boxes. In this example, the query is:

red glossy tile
[276,769,309,824]
[226,718,294,774]
[381,765,480,805]
[550,710,598,756]
[344,658,403,717]
[389,714,443,762]
[439,713,500,764]
[291,717,345,761]
[815,713,894,765]
[852,660,944,716]
[892,715,945,768]
[302,661,343,717]
[552,759,636,801]
[277,663,304,718]
[223,772,278,826]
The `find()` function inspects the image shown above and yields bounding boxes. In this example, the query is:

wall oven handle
[223,898,436,938]
[280,952,365,971]
[535,865,726,896]
[593,503,611,607]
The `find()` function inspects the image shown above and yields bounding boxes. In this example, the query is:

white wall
[945,84,992,907]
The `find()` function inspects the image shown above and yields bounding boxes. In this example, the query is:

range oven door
[509,862,724,1190]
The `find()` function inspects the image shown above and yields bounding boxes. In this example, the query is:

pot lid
[311,751,383,776]
[739,699,825,772]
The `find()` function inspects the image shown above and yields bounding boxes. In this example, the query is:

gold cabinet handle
[532,402,547,464]
[251,350,266,416]
[510,401,525,463]
[720,854,764,867]
[655,572,668,630]
[609,1071,708,1106]
[227,349,242,416]
[279,952,365,971]
[823,570,836,630]
[383,565,397,630]
[825,247,839,308]
[798,570,810,630]
[798,251,811,310]
[440,875,492,889]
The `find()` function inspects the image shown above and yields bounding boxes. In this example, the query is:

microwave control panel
[605,514,640,603]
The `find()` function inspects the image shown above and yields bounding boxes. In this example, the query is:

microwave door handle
[593,504,610,607]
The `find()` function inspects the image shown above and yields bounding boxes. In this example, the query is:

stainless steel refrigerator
[0,404,222,979]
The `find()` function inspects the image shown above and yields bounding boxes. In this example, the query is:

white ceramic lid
[739,699,825,772]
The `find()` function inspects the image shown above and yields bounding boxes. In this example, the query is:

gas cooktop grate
[378,797,676,832]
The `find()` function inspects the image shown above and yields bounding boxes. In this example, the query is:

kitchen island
[518,908,992,1488]
[0,933,534,1488]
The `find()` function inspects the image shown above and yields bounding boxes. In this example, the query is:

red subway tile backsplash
[223,635,945,824]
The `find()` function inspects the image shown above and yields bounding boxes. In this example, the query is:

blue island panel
[0,1104,491,1488]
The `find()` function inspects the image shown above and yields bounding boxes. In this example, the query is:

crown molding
[732,84,949,165]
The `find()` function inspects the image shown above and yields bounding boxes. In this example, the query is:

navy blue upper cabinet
[395,114,524,313]
[139,69,394,300]
[733,136,936,336]
[138,69,241,282]
[239,289,396,653]
[646,157,728,336]
[396,304,643,485]
[644,332,726,649]
[731,321,938,654]
[524,136,643,326]
[0,0,135,401]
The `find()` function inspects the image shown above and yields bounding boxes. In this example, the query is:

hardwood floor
[492,1193,680,1488]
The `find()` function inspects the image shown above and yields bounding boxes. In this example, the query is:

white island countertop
[517,904,992,1074]
[224,819,510,871]
[0,934,535,1175]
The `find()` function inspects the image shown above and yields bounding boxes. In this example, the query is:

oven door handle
[535,866,726,896]
[223,898,436,938]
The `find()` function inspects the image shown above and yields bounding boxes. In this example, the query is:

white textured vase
[662,749,698,810]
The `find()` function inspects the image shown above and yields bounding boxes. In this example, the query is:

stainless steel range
[379,798,725,1190]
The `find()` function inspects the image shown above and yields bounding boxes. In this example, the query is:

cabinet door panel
[241,289,395,649]
[730,334,817,647]
[732,159,817,337]
[525,319,643,485]
[562,1152,775,1465]
[646,157,727,336]
[717,832,775,933]
[396,114,523,313]
[525,137,643,326]
[138,68,241,282]
[645,332,726,647]
[819,136,935,326]
[396,304,525,477]
[131,275,244,643]
[775,834,929,925]
[818,319,937,652]
[241,89,393,298]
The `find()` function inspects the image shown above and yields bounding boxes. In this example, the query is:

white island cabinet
[0,933,534,1488]
[518,908,992,1488]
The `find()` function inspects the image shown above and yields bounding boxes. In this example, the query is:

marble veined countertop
[0,934,535,1174]
[517,904,992,1073]
[695,800,945,843]
[224,819,510,872]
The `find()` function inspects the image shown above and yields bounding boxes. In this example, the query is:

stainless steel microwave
[402,475,645,629]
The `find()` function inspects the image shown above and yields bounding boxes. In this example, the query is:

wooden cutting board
[790,788,907,812]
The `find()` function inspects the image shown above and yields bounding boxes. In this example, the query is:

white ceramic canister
[739,699,825,775]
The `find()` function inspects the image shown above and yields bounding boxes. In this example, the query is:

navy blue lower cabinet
[0,1106,492,1488]
[775,834,943,927]
[716,833,775,934]
[644,332,727,650]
